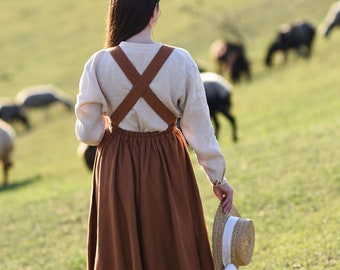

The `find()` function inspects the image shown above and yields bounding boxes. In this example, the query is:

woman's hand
[213,182,233,214]
[102,114,111,129]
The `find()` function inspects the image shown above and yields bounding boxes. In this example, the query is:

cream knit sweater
[75,41,227,185]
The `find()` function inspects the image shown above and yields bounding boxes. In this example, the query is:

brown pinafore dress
[87,45,214,270]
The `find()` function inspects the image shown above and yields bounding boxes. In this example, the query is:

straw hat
[212,203,255,270]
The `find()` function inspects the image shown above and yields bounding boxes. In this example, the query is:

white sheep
[0,120,16,186]
[320,1,340,37]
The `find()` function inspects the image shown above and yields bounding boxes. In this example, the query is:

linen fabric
[75,42,226,185]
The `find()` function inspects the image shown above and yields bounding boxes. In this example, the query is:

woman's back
[79,42,202,132]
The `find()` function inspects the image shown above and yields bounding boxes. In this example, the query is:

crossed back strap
[109,45,176,126]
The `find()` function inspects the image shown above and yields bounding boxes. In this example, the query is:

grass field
[0,0,339,269]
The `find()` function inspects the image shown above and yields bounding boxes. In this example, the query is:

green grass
[0,0,339,269]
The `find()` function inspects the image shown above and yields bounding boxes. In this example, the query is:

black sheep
[210,39,251,83]
[265,20,316,67]
[200,72,237,142]
[0,103,31,130]
[15,85,73,117]
[77,143,97,171]
[178,72,237,143]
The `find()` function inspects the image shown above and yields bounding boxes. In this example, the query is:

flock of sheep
[1,2,339,185]
[78,1,340,171]
[0,85,73,186]
[210,2,340,83]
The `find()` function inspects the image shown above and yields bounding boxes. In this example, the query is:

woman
[75,0,233,269]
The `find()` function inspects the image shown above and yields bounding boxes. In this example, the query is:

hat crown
[231,218,255,265]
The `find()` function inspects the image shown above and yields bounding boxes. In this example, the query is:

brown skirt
[87,124,214,270]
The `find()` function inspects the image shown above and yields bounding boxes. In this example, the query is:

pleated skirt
[87,124,214,270]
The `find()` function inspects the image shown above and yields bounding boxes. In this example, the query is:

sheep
[15,84,73,118]
[265,20,316,67]
[0,103,31,130]
[77,143,96,171]
[210,39,251,83]
[178,71,238,142]
[320,1,340,38]
[200,72,237,142]
[0,120,16,186]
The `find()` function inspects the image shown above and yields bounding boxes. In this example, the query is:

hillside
[0,0,339,269]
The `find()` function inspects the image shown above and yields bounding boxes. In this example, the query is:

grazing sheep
[0,103,31,130]
[200,72,237,142]
[15,84,73,115]
[320,1,340,37]
[0,120,16,186]
[265,20,316,67]
[178,71,238,142]
[210,39,251,83]
[77,143,96,171]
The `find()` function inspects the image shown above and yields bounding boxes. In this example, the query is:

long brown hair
[105,0,159,48]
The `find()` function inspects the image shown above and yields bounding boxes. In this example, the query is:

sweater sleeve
[75,51,110,146]
[179,61,226,185]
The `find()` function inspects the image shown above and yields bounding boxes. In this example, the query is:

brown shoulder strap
[109,45,176,126]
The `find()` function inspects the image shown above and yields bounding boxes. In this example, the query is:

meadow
[0,0,339,269]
